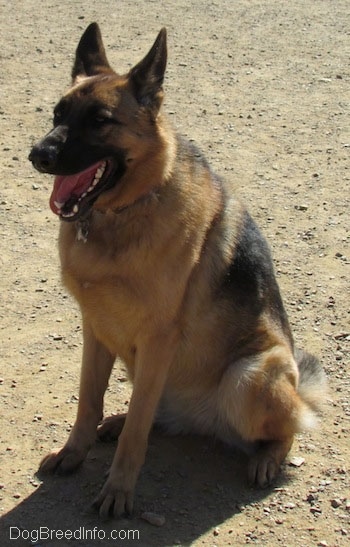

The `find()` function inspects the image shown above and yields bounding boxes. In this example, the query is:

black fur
[222,211,291,336]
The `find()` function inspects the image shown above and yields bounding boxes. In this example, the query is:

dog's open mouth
[49,160,113,221]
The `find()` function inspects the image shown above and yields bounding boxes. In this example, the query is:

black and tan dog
[29,23,325,518]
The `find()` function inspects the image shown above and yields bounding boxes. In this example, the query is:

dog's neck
[75,188,159,243]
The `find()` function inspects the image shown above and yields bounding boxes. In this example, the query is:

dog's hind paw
[247,437,293,488]
[97,413,127,442]
[38,446,86,475]
[248,453,280,488]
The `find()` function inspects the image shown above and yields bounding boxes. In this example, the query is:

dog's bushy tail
[295,348,327,429]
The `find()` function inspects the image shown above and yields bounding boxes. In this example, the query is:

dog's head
[29,23,169,220]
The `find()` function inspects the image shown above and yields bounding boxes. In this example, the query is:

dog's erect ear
[129,28,167,112]
[72,23,112,81]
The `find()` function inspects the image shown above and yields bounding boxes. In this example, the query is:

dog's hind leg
[97,413,127,442]
[218,345,314,487]
[39,319,115,474]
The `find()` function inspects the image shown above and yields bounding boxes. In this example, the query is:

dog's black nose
[29,145,57,173]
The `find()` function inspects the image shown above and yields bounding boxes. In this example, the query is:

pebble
[310,507,322,515]
[284,502,296,509]
[141,512,166,527]
[307,493,317,503]
[288,456,305,467]
[331,498,342,508]
[295,204,308,211]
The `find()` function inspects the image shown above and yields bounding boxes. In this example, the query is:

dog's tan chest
[59,223,192,363]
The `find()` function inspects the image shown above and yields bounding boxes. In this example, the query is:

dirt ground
[0,0,349,545]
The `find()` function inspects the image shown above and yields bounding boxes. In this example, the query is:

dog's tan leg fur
[93,327,178,518]
[218,345,301,487]
[40,320,115,473]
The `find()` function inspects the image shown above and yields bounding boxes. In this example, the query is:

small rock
[295,204,308,211]
[284,502,296,509]
[141,512,166,527]
[213,527,220,536]
[331,498,342,508]
[13,493,21,499]
[307,493,317,503]
[288,456,305,467]
[317,542,328,547]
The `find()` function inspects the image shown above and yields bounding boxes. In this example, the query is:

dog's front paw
[92,473,136,519]
[39,445,87,475]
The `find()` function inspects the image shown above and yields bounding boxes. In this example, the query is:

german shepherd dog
[29,23,325,518]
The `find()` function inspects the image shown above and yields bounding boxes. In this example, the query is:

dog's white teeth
[54,200,63,210]
[81,192,87,199]
[94,164,106,183]
[73,204,79,214]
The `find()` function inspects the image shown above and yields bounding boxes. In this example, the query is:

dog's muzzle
[29,125,68,174]
[29,144,58,174]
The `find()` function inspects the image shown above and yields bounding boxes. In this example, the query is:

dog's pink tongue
[49,161,102,215]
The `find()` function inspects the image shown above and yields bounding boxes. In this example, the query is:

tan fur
[31,25,324,519]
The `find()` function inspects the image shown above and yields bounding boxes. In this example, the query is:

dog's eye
[94,115,111,124]
[92,110,122,127]
[93,111,114,125]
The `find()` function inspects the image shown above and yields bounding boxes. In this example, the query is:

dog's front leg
[39,319,115,474]
[93,327,178,519]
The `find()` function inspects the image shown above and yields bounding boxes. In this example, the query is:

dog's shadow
[1,430,291,546]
